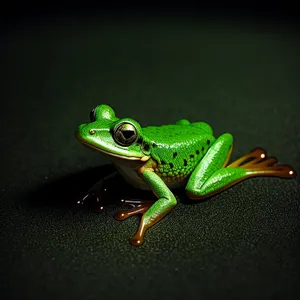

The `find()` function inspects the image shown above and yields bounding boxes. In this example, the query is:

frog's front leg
[126,165,177,246]
[186,133,296,199]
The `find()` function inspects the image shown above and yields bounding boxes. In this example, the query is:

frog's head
[75,104,150,161]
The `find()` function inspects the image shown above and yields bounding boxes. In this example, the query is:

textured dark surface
[1,13,300,300]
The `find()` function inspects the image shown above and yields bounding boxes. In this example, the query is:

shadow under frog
[28,164,165,212]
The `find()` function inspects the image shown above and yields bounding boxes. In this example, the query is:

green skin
[76,104,296,246]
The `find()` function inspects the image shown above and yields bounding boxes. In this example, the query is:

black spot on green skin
[207,140,210,145]
[137,137,143,144]
[202,146,204,151]
[196,150,200,155]
[161,160,166,165]
[152,143,157,147]
[142,143,150,152]
[169,163,174,169]
[173,152,178,158]
[184,159,187,166]
[190,154,194,158]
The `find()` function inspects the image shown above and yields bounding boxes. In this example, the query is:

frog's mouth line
[76,134,149,162]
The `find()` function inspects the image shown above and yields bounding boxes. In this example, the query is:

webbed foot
[115,198,157,246]
[227,147,296,178]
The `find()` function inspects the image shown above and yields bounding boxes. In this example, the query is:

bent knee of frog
[218,132,233,144]
[210,133,233,153]
[168,194,178,206]
[185,189,208,201]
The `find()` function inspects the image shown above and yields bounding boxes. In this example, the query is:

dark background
[1,3,300,299]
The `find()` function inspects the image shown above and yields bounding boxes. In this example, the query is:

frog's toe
[115,210,129,220]
[227,147,268,168]
[259,164,297,178]
[114,204,152,221]
[129,235,144,247]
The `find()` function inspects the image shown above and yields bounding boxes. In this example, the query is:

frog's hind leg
[186,133,296,200]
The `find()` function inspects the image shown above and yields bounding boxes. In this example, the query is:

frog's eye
[89,107,97,122]
[113,122,138,146]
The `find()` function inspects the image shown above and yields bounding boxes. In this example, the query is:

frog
[75,104,296,246]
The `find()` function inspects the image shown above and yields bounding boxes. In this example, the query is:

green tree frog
[75,104,296,246]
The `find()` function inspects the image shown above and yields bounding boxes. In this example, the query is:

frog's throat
[78,140,150,162]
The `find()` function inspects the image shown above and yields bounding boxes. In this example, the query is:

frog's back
[142,122,216,188]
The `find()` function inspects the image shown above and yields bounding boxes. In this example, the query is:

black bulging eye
[113,122,138,146]
[89,107,97,122]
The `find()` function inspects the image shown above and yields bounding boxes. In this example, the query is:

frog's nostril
[89,129,96,135]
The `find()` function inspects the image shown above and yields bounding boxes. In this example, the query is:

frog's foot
[128,199,175,247]
[226,147,297,178]
[116,205,150,246]
[114,199,155,221]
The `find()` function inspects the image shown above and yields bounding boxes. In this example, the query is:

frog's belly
[115,164,150,190]
[114,163,187,191]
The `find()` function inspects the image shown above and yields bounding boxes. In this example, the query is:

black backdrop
[1,3,300,300]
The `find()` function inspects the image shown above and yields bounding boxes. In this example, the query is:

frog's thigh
[186,133,247,199]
